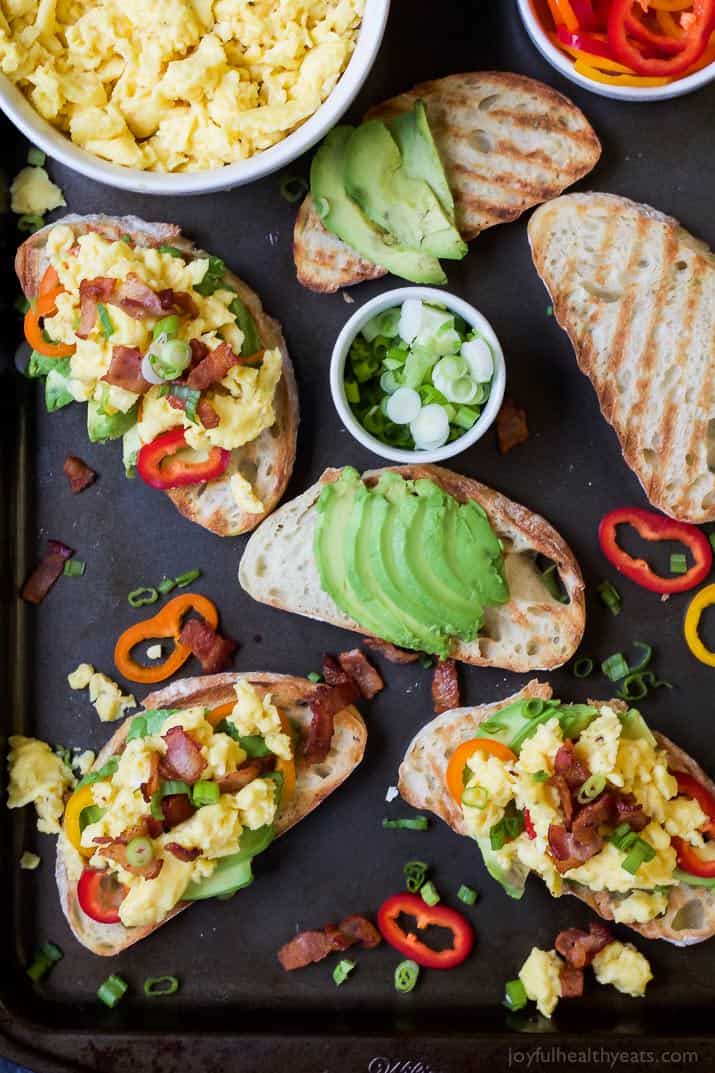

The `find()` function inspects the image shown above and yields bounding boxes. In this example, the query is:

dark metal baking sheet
[2,1,715,1069]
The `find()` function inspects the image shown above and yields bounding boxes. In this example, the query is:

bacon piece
[322,654,352,688]
[113,274,167,319]
[189,339,210,368]
[614,793,649,832]
[165,842,201,862]
[21,539,73,604]
[146,816,164,840]
[63,455,97,494]
[338,914,382,949]
[363,638,421,664]
[432,659,460,714]
[338,649,384,699]
[161,793,196,829]
[496,396,529,454]
[160,726,207,785]
[303,681,360,763]
[77,277,115,338]
[548,823,603,873]
[93,839,164,879]
[186,341,238,391]
[548,774,574,829]
[559,965,584,999]
[218,762,266,794]
[197,397,220,429]
[158,288,198,319]
[102,345,150,395]
[554,740,590,790]
[140,752,161,803]
[572,792,615,837]
[323,923,354,952]
[178,616,238,674]
[278,915,381,971]
[555,922,612,969]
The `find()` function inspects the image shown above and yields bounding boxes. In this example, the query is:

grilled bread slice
[399,681,715,946]
[56,672,367,955]
[528,193,715,524]
[239,465,586,673]
[294,72,601,292]
[16,214,299,536]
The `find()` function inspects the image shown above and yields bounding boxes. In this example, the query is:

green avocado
[314,469,509,658]
[388,100,456,223]
[343,120,466,261]
[182,824,275,901]
[87,398,138,443]
[310,127,446,285]
[477,836,528,899]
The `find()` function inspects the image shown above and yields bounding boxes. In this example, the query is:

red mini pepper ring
[608,0,715,75]
[377,892,474,969]
[77,868,127,924]
[598,507,712,594]
[672,836,715,879]
[136,428,230,490]
[675,772,715,836]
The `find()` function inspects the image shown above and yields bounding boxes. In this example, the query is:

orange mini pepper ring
[114,593,219,685]
[446,738,516,804]
[24,266,77,359]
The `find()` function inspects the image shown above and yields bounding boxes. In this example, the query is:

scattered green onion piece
[27,942,63,981]
[532,770,550,783]
[504,978,528,1012]
[175,568,201,588]
[577,773,606,804]
[97,974,128,1009]
[394,960,420,994]
[18,214,44,233]
[462,784,489,810]
[27,147,46,166]
[128,586,159,607]
[601,652,629,682]
[307,671,323,683]
[610,823,631,845]
[345,380,360,404]
[546,305,554,317]
[332,959,356,986]
[597,580,622,616]
[489,823,507,852]
[97,303,115,339]
[150,792,165,822]
[161,780,190,796]
[280,176,308,203]
[420,880,440,906]
[152,315,180,341]
[158,246,184,258]
[670,552,688,575]
[144,975,180,997]
[191,780,220,807]
[403,860,428,893]
[622,838,656,875]
[126,837,154,869]
[63,559,86,577]
[382,816,429,831]
[14,294,30,315]
[158,577,176,595]
[573,657,594,678]
[169,384,200,423]
[629,642,653,673]
[618,673,649,701]
[457,884,478,905]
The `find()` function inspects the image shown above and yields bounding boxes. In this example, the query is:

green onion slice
[28,147,46,166]
[332,959,356,986]
[403,860,428,894]
[572,657,594,678]
[126,837,154,869]
[190,780,220,807]
[158,577,176,595]
[420,880,440,907]
[394,959,420,994]
[382,816,429,831]
[27,941,63,981]
[128,586,159,607]
[63,559,86,577]
[597,580,622,616]
[97,303,115,338]
[629,642,653,673]
[601,652,629,682]
[175,568,201,588]
[577,773,606,804]
[504,978,528,1012]
[280,176,308,203]
[97,974,128,1008]
[307,671,323,683]
[457,884,478,905]
[670,552,688,575]
[144,975,180,997]
[462,784,489,810]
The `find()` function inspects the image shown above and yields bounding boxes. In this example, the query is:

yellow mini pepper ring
[63,783,99,857]
[684,584,715,667]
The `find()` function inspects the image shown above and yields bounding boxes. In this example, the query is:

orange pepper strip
[24,265,76,359]
[207,700,235,727]
[648,0,692,10]
[446,739,517,805]
[552,0,580,29]
[655,7,686,35]
[572,58,673,83]
[114,593,219,684]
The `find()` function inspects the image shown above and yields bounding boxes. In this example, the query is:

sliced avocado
[310,127,446,285]
[344,120,467,261]
[477,836,528,899]
[673,869,715,888]
[122,424,142,478]
[182,824,275,901]
[618,707,657,746]
[45,366,73,412]
[87,399,138,443]
[389,100,455,223]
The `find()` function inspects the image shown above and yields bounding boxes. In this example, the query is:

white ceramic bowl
[330,287,506,464]
[516,0,715,102]
[0,0,390,196]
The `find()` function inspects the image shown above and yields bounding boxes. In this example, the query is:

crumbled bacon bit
[161,794,196,829]
[158,289,198,319]
[337,649,384,699]
[102,345,150,395]
[186,341,238,391]
[555,922,612,969]
[21,539,73,604]
[160,727,207,785]
[554,740,590,790]
[496,396,529,454]
[218,762,269,794]
[197,397,220,429]
[322,654,352,688]
[63,455,97,494]
[140,752,161,803]
[559,965,584,999]
[178,616,238,674]
[432,659,460,714]
[77,277,115,338]
[278,914,381,971]
[363,638,421,664]
[547,823,603,872]
[303,681,360,764]
[165,842,201,862]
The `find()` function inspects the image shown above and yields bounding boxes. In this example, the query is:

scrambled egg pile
[0,0,365,172]
[68,662,136,722]
[518,940,652,1019]
[10,165,65,215]
[7,735,74,833]
[462,706,706,924]
[45,224,282,454]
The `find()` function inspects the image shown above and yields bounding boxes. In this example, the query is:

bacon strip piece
[614,793,649,832]
[160,727,207,785]
[161,793,196,829]
[21,539,73,604]
[338,649,384,700]
[113,274,167,319]
[77,274,198,338]
[303,681,360,763]
[165,842,200,862]
[278,915,382,971]
[553,740,590,790]
[77,277,116,338]
[432,659,460,714]
[186,341,238,391]
[158,289,198,319]
[548,823,603,873]
[178,616,238,674]
[363,638,421,664]
[322,654,353,688]
[140,752,161,803]
[555,922,612,969]
[218,762,268,794]
[63,455,97,494]
[338,915,382,949]
[189,339,210,368]
[496,396,529,454]
[102,345,150,395]
[549,774,574,830]
[559,965,584,999]
[197,397,220,429]
[572,792,615,838]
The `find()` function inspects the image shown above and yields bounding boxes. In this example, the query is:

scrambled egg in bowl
[0,0,365,172]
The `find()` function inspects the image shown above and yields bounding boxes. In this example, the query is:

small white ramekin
[330,286,506,465]
[516,0,715,102]
[0,0,390,196]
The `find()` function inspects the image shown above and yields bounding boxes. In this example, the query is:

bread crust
[16,214,299,536]
[56,672,366,955]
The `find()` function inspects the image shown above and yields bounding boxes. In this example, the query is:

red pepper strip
[136,428,230,490]
[523,808,537,840]
[558,24,620,56]
[672,836,715,878]
[608,0,715,74]
[675,772,715,836]
[570,0,601,29]
[625,6,689,53]
[598,507,712,594]
[377,893,474,970]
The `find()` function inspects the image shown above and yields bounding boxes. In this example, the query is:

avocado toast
[16,214,299,536]
[399,681,715,946]
[239,465,585,672]
[294,72,601,293]
[56,672,366,955]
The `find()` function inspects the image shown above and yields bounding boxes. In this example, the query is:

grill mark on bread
[602,216,649,424]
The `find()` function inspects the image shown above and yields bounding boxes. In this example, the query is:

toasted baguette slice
[528,193,715,523]
[239,465,585,672]
[16,214,299,536]
[399,681,715,946]
[56,672,366,955]
[294,72,601,292]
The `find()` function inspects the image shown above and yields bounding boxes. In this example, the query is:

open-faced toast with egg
[399,680,715,946]
[56,672,366,955]
[239,465,586,672]
[16,214,299,536]
[294,72,602,293]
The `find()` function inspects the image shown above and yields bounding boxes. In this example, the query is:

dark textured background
[2,1,715,1069]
